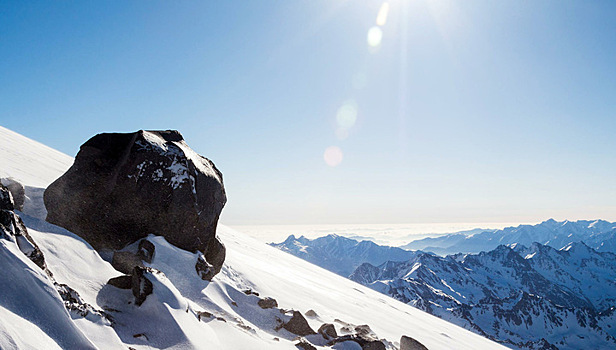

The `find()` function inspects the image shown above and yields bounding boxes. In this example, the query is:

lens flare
[336,100,358,130]
[367,26,383,47]
[376,2,390,26]
[323,146,343,167]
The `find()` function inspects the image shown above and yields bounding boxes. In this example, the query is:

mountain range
[402,219,616,256]
[274,226,616,349]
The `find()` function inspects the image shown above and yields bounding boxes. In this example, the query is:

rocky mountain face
[402,219,616,256]
[350,242,616,350]
[270,234,418,276]
[44,130,227,280]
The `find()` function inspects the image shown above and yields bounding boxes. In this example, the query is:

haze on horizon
[1,1,615,225]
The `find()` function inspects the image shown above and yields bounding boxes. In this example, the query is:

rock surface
[44,130,227,278]
[1,177,25,211]
[257,297,278,309]
[283,311,316,336]
[400,335,429,350]
[132,266,154,306]
[318,323,337,339]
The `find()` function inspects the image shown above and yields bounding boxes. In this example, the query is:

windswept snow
[0,126,73,188]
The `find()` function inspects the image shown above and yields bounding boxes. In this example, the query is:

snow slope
[0,126,73,188]
[0,127,507,349]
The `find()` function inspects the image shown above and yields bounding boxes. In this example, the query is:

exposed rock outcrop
[44,130,227,280]
[400,335,429,350]
[132,266,154,306]
[283,311,316,336]
[1,183,47,270]
[318,323,337,339]
[1,177,25,211]
[257,297,278,309]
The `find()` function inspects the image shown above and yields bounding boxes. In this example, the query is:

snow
[0,126,73,188]
[0,127,508,349]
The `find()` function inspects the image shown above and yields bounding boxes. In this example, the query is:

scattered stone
[242,289,259,296]
[112,251,144,274]
[340,326,354,334]
[133,333,148,340]
[107,275,133,289]
[137,239,155,263]
[283,311,316,336]
[305,309,317,317]
[231,301,238,307]
[295,339,317,350]
[197,311,213,321]
[216,316,227,322]
[318,323,338,339]
[329,335,385,350]
[273,337,279,341]
[44,130,227,280]
[400,335,429,350]
[258,297,278,309]
[237,321,253,331]
[131,266,154,306]
[355,324,373,336]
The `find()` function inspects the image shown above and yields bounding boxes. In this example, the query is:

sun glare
[324,146,344,167]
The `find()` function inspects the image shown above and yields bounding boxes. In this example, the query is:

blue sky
[1,0,615,225]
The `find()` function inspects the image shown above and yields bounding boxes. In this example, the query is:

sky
[1,0,615,225]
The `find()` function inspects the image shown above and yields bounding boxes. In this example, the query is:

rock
[295,340,317,350]
[195,254,216,281]
[197,311,213,321]
[362,341,386,350]
[132,266,154,306]
[318,323,338,339]
[283,311,316,336]
[354,324,373,336]
[112,251,144,274]
[1,178,25,211]
[242,289,259,296]
[0,184,14,212]
[400,335,428,350]
[107,275,133,289]
[0,184,47,271]
[305,309,317,317]
[137,239,155,263]
[329,335,386,350]
[258,297,278,309]
[44,130,227,279]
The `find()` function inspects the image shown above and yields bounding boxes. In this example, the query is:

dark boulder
[257,297,278,309]
[112,251,144,274]
[400,335,428,350]
[44,130,227,279]
[137,239,155,263]
[318,323,338,339]
[295,340,317,350]
[132,266,154,306]
[107,275,133,289]
[283,311,316,336]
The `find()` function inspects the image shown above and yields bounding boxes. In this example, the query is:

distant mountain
[401,219,616,256]
[350,242,616,350]
[270,234,418,276]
